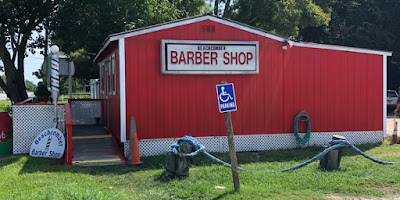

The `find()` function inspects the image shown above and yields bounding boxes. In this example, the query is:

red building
[94,15,392,157]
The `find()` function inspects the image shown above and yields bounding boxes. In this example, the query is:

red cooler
[0,112,12,155]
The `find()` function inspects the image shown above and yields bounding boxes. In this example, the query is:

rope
[294,110,311,146]
[171,136,205,157]
[171,136,400,173]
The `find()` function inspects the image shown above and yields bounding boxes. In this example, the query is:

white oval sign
[30,128,65,159]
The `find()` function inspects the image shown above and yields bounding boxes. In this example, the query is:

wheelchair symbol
[219,86,233,102]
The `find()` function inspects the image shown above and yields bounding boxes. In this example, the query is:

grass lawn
[0,100,11,112]
[1,139,400,199]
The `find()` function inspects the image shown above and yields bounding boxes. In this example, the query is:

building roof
[94,14,392,61]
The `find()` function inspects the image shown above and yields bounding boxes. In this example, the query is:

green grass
[1,140,400,199]
[0,100,11,112]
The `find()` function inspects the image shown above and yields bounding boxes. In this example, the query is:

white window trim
[108,59,112,95]
[112,54,116,95]
[100,62,105,94]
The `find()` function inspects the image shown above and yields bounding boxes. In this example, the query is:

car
[387,90,399,106]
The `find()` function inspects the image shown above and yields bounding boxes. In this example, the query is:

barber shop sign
[30,128,65,159]
[161,40,259,74]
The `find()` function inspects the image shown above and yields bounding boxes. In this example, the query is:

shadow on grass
[212,190,236,200]
[153,171,189,183]
[0,155,22,169]
[17,142,382,175]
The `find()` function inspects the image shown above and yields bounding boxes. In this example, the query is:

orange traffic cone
[129,117,142,165]
[131,132,142,165]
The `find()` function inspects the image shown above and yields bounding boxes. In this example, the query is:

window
[105,61,109,95]
[112,54,116,95]
[100,62,105,94]
[108,60,112,95]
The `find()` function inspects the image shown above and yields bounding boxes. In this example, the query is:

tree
[325,0,400,89]
[212,0,232,17]
[173,0,208,18]
[229,0,331,39]
[50,0,205,81]
[328,0,397,50]
[24,80,36,91]
[0,0,58,103]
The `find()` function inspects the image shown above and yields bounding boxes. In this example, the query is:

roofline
[293,42,392,56]
[94,15,392,61]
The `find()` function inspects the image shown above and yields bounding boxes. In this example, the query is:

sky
[0,31,45,85]
[0,51,43,85]
[24,52,44,85]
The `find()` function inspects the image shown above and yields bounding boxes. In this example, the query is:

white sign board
[30,128,65,159]
[161,40,258,74]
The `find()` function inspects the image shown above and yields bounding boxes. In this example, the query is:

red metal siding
[124,20,383,140]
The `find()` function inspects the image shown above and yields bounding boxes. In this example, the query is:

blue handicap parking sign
[216,83,237,113]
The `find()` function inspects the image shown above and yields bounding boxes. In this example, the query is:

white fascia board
[94,39,111,62]
[293,42,392,56]
[383,55,387,137]
[119,38,126,142]
[108,16,286,43]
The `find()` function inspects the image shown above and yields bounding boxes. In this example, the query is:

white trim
[383,55,388,137]
[112,54,116,95]
[203,16,286,42]
[293,42,392,56]
[109,15,280,43]
[95,15,392,60]
[136,131,383,157]
[119,39,126,142]
[108,59,112,95]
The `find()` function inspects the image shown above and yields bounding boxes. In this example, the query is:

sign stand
[217,81,240,191]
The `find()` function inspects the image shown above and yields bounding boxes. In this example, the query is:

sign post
[216,81,240,191]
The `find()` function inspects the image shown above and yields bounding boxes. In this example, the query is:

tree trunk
[0,38,28,103]
[214,0,219,16]
[4,65,28,103]
[223,0,231,18]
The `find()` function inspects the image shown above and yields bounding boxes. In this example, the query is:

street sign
[216,83,237,113]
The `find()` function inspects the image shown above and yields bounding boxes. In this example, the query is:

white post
[68,61,72,99]
[50,45,60,128]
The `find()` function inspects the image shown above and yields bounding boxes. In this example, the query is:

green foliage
[324,0,400,89]
[69,48,97,80]
[51,0,206,80]
[328,0,398,50]
[0,100,11,113]
[231,0,332,38]
[33,81,50,97]
[4,105,12,114]
[0,0,58,102]
[173,0,209,18]
[24,80,36,91]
